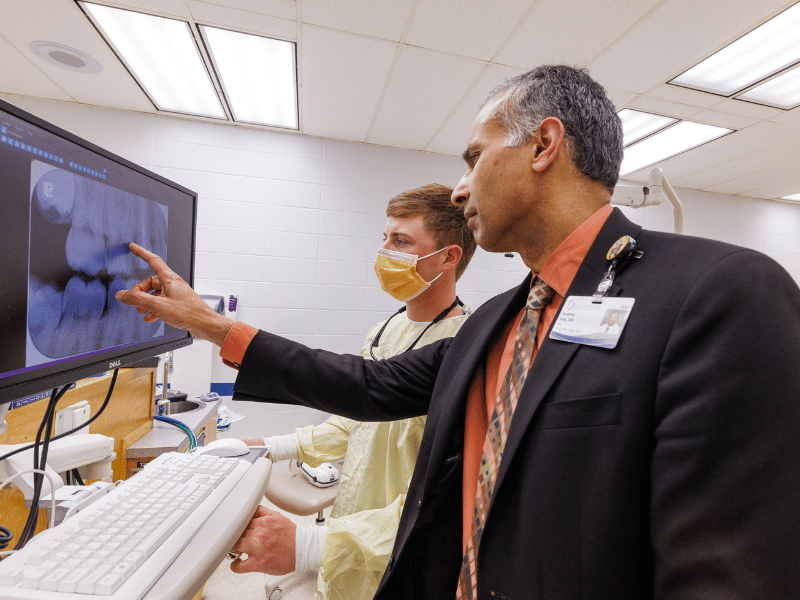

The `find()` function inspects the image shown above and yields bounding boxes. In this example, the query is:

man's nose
[451,176,469,206]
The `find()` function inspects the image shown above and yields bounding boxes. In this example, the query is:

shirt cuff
[219,321,258,369]
[295,524,327,573]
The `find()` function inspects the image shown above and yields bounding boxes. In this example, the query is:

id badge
[549,296,634,349]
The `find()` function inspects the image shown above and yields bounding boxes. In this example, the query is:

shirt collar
[535,204,614,297]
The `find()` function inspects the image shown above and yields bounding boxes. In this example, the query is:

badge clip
[592,236,639,304]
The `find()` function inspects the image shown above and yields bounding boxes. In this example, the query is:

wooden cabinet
[0,367,156,541]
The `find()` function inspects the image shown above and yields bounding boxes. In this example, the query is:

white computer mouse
[291,460,339,488]
[195,438,251,457]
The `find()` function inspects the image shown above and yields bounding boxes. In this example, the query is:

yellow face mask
[374,247,446,302]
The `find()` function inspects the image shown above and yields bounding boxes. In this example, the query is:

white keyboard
[0,450,272,600]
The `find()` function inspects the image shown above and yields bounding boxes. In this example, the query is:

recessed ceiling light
[670,2,800,97]
[737,65,800,110]
[200,26,297,130]
[618,109,677,146]
[81,2,226,119]
[29,41,102,74]
[620,121,732,176]
[781,193,800,202]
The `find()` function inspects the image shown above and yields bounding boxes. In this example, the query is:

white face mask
[373,247,447,302]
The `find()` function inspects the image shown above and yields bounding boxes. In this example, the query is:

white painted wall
[6,93,800,437]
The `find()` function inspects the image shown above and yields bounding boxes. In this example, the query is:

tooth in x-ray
[65,180,105,277]
[34,169,75,225]
[105,190,139,277]
[100,275,129,347]
[49,277,106,357]
[104,191,167,277]
[130,196,167,273]
[28,277,63,355]
[142,199,167,260]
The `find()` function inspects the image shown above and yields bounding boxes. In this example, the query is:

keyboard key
[75,562,113,594]
[20,567,47,589]
[39,567,70,591]
[94,572,124,595]
[57,567,91,593]
[0,567,23,586]
[23,549,49,565]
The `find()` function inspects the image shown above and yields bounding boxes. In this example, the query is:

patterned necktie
[456,277,555,599]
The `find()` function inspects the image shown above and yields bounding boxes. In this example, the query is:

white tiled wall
[6,93,800,436]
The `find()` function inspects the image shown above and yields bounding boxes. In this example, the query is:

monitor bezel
[0,97,197,406]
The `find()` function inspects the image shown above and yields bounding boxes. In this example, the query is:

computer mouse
[196,438,251,457]
[290,460,339,488]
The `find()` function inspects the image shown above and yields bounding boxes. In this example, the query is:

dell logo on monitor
[109,360,121,369]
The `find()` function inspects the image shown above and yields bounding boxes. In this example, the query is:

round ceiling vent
[29,41,103,74]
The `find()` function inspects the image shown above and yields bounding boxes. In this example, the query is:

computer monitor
[0,98,197,405]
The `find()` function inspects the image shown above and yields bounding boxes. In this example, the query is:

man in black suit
[118,65,800,599]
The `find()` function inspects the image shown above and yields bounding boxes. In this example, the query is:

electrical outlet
[54,400,90,436]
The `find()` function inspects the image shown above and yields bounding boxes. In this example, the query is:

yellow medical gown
[295,310,470,600]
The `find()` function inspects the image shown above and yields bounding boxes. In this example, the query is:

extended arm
[232,329,450,421]
[117,243,449,421]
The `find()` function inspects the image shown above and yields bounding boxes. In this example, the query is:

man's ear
[531,117,566,173]
[440,245,463,273]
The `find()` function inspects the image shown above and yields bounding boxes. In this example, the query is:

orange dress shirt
[460,204,613,551]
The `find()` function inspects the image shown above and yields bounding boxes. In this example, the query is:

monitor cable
[0,369,119,552]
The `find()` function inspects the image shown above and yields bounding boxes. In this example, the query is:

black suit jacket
[234,209,800,599]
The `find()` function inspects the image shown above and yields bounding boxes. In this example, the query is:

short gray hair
[481,65,623,194]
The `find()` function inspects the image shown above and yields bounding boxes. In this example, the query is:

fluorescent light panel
[738,65,800,110]
[781,193,800,202]
[81,3,225,119]
[620,121,732,176]
[670,2,800,96]
[618,109,677,146]
[201,26,297,129]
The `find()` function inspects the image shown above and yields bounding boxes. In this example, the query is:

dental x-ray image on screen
[0,97,197,405]
[27,162,167,362]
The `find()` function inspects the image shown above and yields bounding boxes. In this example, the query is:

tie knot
[526,278,554,311]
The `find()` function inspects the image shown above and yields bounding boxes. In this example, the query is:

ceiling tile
[368,46,485,150]
[673,136,800,189]
[497,0,660,70]
[689,109,758,130]
[742,177,800,199]
[300,26,396,141]
[769,106,800,127]
[427,63,525,155]
[0,35,73,101]
[302,0,413,42]
[645,84,723,108]
[626,96,702,119]
[703,157,800,195]
[2,0,154,113]
[192,0,296,21]
[187,1,296,39]
[605,87,639,111]
[713,98,784,119]
[405,0,533,61]
[590,0,790,93]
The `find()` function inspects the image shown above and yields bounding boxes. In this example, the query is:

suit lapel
[492,209,642,499]
[420,273,534,495]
